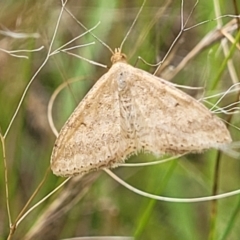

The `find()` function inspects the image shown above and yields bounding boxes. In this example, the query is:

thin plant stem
[16,177,71,227]
[104,169,240,203]
[211,29,240,90]
[5,1,70,239]
[134,160,178,238]
[208,1,240,238]
[14,168,51,227]
[0,133,12,227]
[7,169,50,239]
[208,151,221,240]
[220,196,240,240]
[3,1,68,139]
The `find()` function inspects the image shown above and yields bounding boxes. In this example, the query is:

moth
[50,48,232,177]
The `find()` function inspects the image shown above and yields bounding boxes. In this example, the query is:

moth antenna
[65,7,114,55]
[119,0,146,51]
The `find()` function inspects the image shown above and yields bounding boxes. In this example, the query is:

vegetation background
[0,0,239,239]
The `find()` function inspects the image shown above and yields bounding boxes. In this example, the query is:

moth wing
[118,63,231,155]
[51,69,131,177]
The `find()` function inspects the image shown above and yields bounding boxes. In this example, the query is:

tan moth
[50,47,231,177]
[50,0,232,177]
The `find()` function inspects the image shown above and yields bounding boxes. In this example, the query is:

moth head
[111,48,127,64]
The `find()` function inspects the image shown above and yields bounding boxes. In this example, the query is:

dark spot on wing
[175,102,180,107]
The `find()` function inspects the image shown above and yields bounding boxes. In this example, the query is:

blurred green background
[0,0,240,239]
